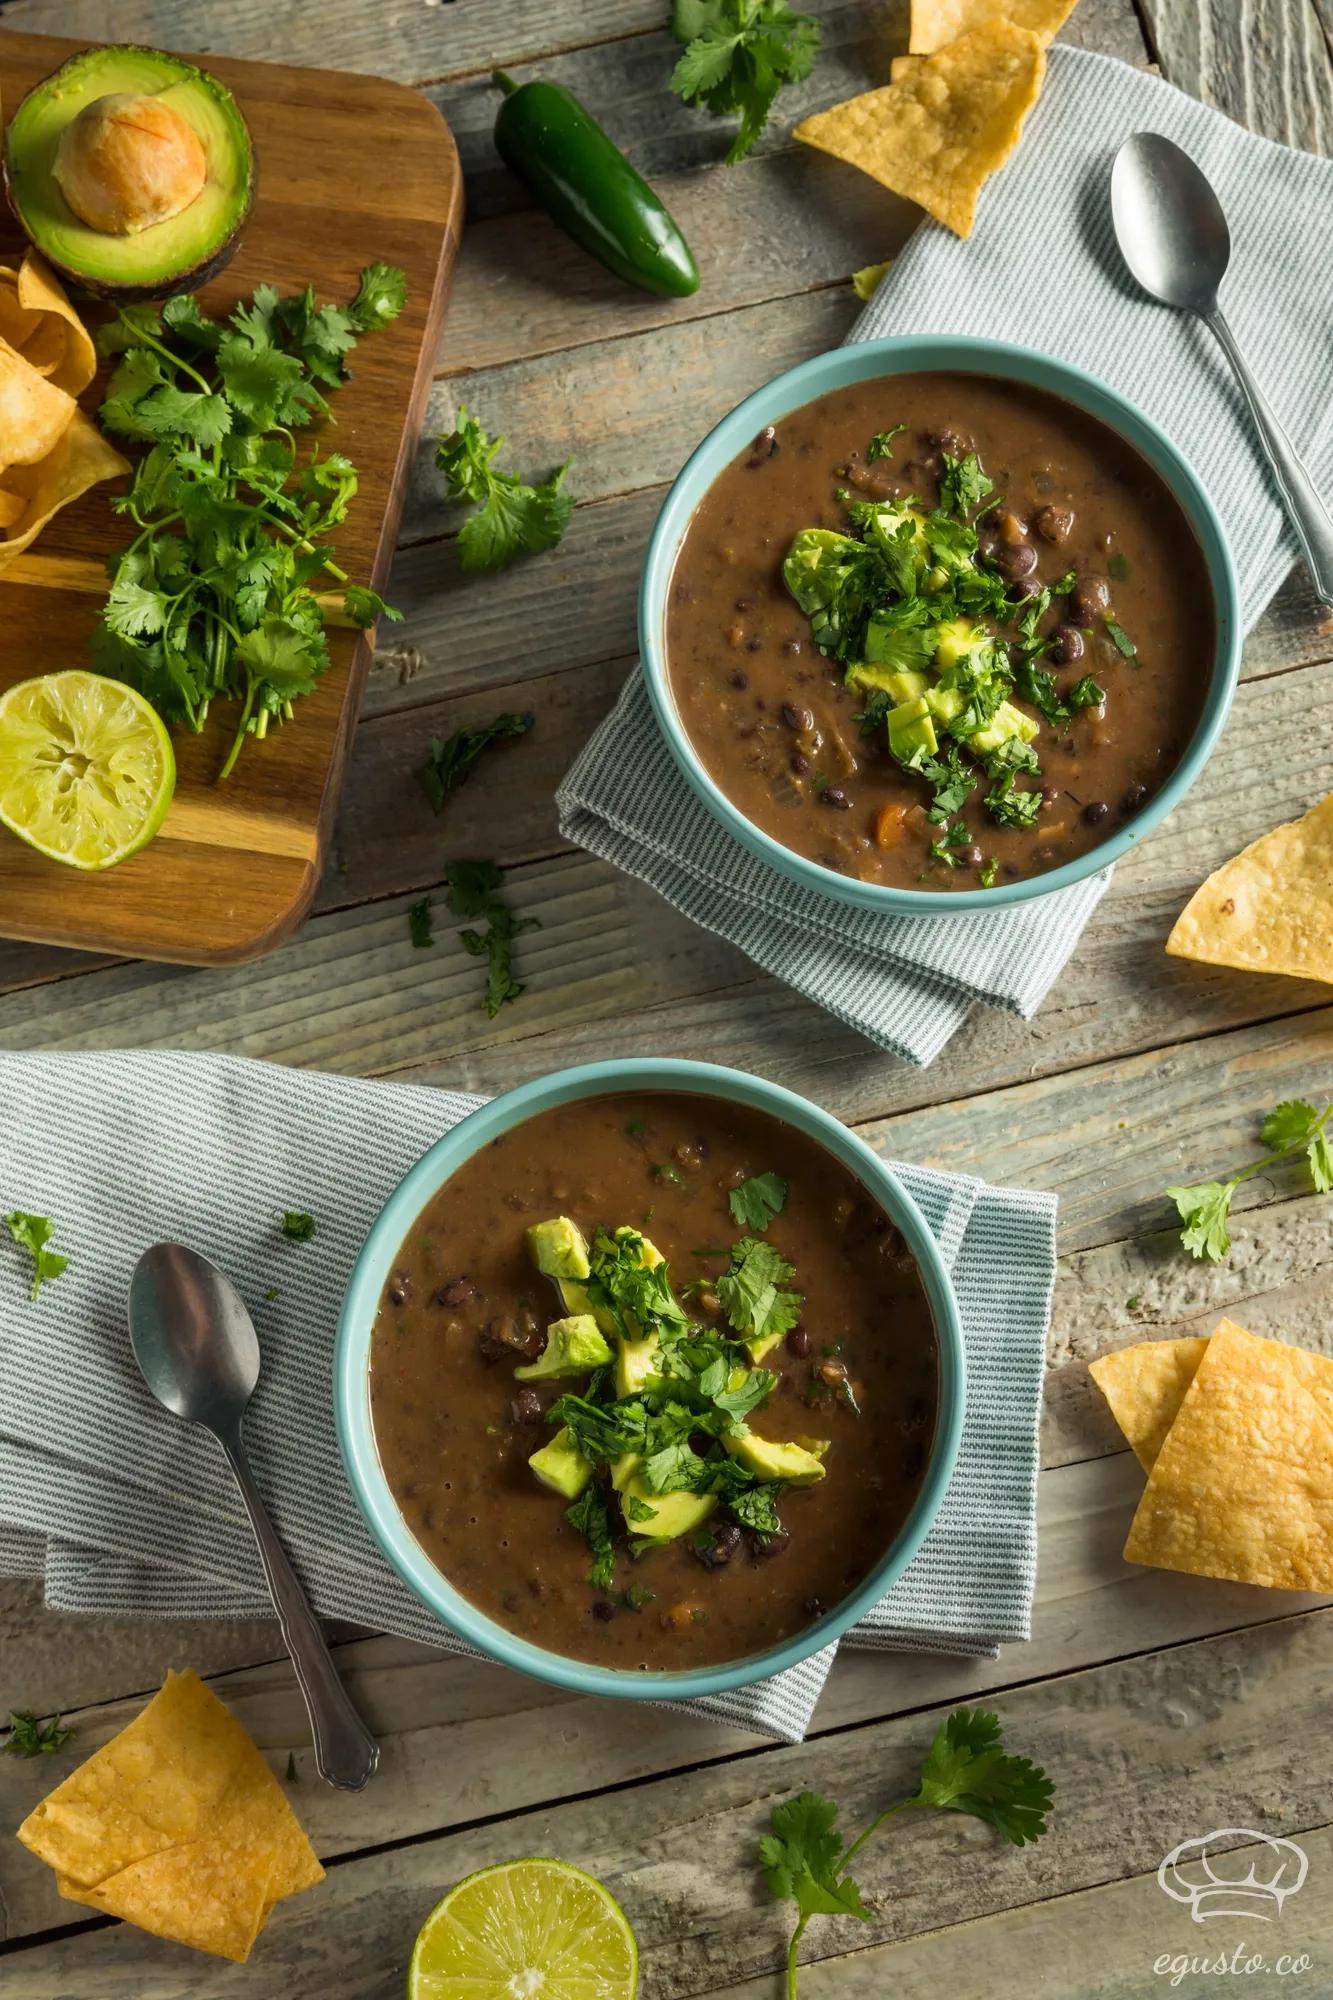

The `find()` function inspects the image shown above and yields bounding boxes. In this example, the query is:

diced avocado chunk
[747,1329,785,1363]
[615,1335,660,1398]
[887,697,937,764]
[933,617,983,671]
[847,663,929,705]
[612,1455,717,1542]
[925,684,966,725]
[969,700,1039,756]
[528,1427,593,1500]
[526,1217,591,1282]
[514,1314,612,1382]
[724,1430,828,1485]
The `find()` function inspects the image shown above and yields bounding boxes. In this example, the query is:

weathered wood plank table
[1,2,1330,1994]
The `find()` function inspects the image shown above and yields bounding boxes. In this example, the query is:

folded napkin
[0,1051,1053,1744]
[559,44,1333,1065]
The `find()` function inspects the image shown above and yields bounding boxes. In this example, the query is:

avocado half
[3,44,254,301]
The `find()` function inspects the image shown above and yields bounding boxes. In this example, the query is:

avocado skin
[2,45,254,302]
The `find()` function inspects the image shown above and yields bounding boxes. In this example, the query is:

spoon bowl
[129,1243,259,1431]
[1111,131,1231,312]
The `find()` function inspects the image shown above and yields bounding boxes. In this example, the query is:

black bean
[997,540,1038,580]
[435,1276,474,1308]
[1083,800,1110,826]
[509,1388,542,1426]
[956,843,984,868]
[745,425,778,468]
[786,1326,812,1359]
[388,1272,412,1305]
[1040,785,1061,808]
[746,637,761,652]
[781,702,814,732]
[782,637,804,656]
[590,1599,616,1622]
[1034,504,1074,543]
[728,669,749,690]
[692,1522,741,1569]
[790,752,811,776]
[747,1529,787,1562]
[822,787,852,810]
[803,1595,826,1619]
[1069,575,1111,621]
[925,426,962,453]
[1120,782,1149,816]
[817,1358,849,1390]
[1050,623,1085,664]
[734,596,753,612]
[477,1314,541,1364]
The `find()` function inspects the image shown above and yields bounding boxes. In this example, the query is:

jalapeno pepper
[492,70,699,299]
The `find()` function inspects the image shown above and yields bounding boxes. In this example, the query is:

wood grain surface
[0,30,462,965]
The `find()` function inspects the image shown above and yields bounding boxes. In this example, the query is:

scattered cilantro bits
[759,1707,1053,1992]
[669,0,821,164]
[280,1211,317,1243]
[91,266,406,779]
[728,1172,788,1232]
[418,711,535,814]
[443,859,540,1018]
[4,1212,69,1300]
[435,407,572,572]
[3,1710,74,1758]
[1165,1097,1332,1263]
[409,897,434,949]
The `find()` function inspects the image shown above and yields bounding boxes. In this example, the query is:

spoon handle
[220,1429,380,1791]
[1203,305,1333,605]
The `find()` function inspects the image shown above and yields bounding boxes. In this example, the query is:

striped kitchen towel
[558,44,1333,1065]
[0,1050,1052,1746]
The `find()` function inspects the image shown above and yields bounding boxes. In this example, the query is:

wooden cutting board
[0,30,461,964]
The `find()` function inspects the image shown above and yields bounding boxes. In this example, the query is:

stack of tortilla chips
[1092,1318,1333,1591]
[0,249,128,574]
[1166,791,1333,989]
[17,1668,324,1963]
[794,1,1079,237]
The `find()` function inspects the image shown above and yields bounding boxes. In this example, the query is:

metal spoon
[1111,130,1333,605]
[128,1243,379,1791]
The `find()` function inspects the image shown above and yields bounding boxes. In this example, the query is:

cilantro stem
[118,317,213,395]
[218,678,258,782]
[785,1915,808,2000]
[837,1797,914,1872]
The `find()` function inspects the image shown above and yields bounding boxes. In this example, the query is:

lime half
[0,671,175,871]
[408,1858,638,2000]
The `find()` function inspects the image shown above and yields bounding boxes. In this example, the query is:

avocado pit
[53,91,209,236]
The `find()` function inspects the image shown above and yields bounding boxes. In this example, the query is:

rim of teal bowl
[639,335,1242,916]
[335,1058,966,1702]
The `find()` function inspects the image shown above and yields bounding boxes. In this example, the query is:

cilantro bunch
[669,0,820,164]
[1166,1097,1332,1263]
[761,1707,1053,1995]
[92,266,406,779]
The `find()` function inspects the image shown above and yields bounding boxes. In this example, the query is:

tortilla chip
[794,22,1046,238]
[1166,792,1333,987]
[0,253,97,396]
[18,1668,323,1964]
[909,0,1079,56]
[1124,1320,1333,1591]
[1090,1336,1210,1470]
[0,487,26,529]
[0,336,77,469]
[0,410,129,571]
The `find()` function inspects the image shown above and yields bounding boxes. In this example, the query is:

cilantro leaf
[759,1793,871,1922]
[728,1481,784,1536]
[3,1711,74,1758]
[443,859,504,918]
[1309,1130,1333,1194]
[728,1172,788,1232]
[418,711,535,814]
[1163,1098,1333,1262]
[1260,1099,1322,1154]
[443,860,540,1017]
[566,1483,618,1590]
[4,1212,68,1300]
[984,769,1043,829]
[866,425,906,462]
[342,584,400,630]
[1067,675,1106,711]
[669,0,820,165]
[436,407,573,571]
[717,1237,802,1346]
[912,1706,1053,1845]
[408,897,433,948]
[1104,616,1137,657]
[280,1211,316,1242]
[939,451,994,517]
[1164,1181,1234,1263]
[349,263,408,331]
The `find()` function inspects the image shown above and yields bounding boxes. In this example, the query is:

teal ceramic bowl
[639,336,1242,914]
[335,1058,965,1703]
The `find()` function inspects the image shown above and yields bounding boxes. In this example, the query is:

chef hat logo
[1158,1829,1308,1923]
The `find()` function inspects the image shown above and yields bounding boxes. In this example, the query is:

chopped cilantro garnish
[759,1707,1053,1994]
[435,406,572,572]
[1165,1098,1332,1262]
[668,0,820,164]
[281,1212,316,1242]
[866,425,906,462]
[728,1172,788,1232]
[984,769,1043,828]
[4,1212,68,1300]
[1107,550,1131,581]
[1104,616,1137,657]
[417,711,534,813]
[443,860,540,1018]
[1067,675,1106,711]
[939,450,994,517]
[927,820,973,868]
[729,1482,784,1537]
[653,1163,684,1186]
[717,1237,803,1346]
[907,743,977,822]
[565,1484,617,1590]
[408,897,434,949]
[623,1582,656,1609]
[979,856,999,888]
[3,1710,74,1758]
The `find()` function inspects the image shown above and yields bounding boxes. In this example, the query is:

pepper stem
[491,69,519,94]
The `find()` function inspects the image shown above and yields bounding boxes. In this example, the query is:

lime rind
[0,671,175,871]
[409,1857,638,2000]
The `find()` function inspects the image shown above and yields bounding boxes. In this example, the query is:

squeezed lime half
[408,1857,639,2000]
[0,670,175,870]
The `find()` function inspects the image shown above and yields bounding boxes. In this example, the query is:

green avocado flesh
[4,45,253,294]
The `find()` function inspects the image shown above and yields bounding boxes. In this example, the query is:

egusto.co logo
[1158,1830,1309,1924]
